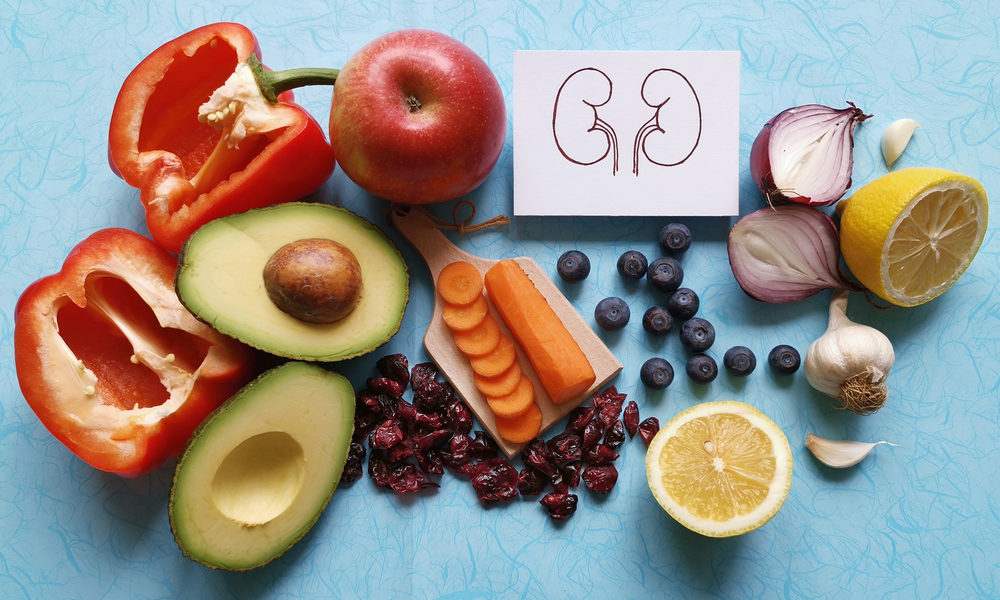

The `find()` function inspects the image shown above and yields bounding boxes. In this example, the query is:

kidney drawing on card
[551,66,702,177]
[552,67,620,175]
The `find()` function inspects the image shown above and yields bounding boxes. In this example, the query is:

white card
[513,50,740,217]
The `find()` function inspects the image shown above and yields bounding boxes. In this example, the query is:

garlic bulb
[804,290,895,414]
[881,118,920,169]
[805,433,896,468]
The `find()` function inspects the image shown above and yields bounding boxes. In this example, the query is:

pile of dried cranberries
[344,353,659,520]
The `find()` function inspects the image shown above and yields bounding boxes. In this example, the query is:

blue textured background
[2,1,998,598]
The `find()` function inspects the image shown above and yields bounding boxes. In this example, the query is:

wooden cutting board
[390,205,622,457]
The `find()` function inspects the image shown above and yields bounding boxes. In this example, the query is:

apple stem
[248,55,340,103]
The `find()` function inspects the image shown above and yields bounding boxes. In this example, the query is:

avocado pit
[262,238,362,324]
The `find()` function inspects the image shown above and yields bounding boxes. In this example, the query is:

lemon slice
[645,401,792,538]
[838,168,988,307]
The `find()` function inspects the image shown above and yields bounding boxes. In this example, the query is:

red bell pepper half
[14,228,255,477]
[108,23,336,253]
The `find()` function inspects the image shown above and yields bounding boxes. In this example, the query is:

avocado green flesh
[169,362,355,571]
[176,202,409,361]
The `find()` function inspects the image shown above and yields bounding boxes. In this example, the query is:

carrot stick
[484,259,596,404]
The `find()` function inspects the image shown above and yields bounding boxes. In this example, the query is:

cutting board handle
[389,205,482,277]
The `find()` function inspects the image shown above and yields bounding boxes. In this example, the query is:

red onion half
[728,205,852,303]
[750,103,872,207]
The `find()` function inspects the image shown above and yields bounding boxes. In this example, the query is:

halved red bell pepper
[108,22,336,253]
[14,228,255,477]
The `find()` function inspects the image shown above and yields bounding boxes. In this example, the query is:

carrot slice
[474,360,522,398]
[483,259,596,404]
[468,334,517,378]
[486,375,535,419]
[494,402,542,443]
[442,294,489,332]
[438,261,483,305]
[452,314,501,357]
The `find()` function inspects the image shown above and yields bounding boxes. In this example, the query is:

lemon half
[839,168,988,307]
[645,401,793,538]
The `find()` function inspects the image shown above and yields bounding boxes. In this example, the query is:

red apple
[329,29,506,205]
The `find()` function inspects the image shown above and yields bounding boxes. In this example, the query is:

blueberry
[679,317,715,352]
[640,357,674,389]
[595,297,630,330]
[723,346,756,376]
[686,354,718,383]
[617,250,648,280]
[768,344,801,374]
[647,257,684,292]
[666,288,699,320]
[659,223,692,254]
[642,306,673,335]
[557,250,591,282]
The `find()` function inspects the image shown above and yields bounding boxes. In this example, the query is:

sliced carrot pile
[442,294,489,331]
[486,375,535,419]
[494,402,542,443]
[474,360,522,398]
[484,259,596,404]
[452,314,501,356]
[468,335,517,379]
[438,260,484,305]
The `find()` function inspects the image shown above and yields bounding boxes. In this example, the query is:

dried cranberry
[371,418,404,450]
[412,379,448,409]
[581,419,605,450]
[548,432,582,465]
[559,461,582,489]
[414,428,451,451]
[582,464,618,493]
[368,452,391,488]
[367,376,404,398]
[517,466,549,497]
[470,431,500,460]
[582,444,619,465]
[389,463,432,495]
[386,440,414,463]
[440,434,473,472]
[395,400,417,424]
[638,417,660,445]
[355,389,384,417]
[410,362,439,389]
[444,401,473,435]
[414,411,443,431]
[468,458,519,504]
[539,492,578,520]
[342,441,366,483]
[416,448,445,476]
[521,438,557,477]
[593,386,626,413]
[603,420,625,450]
[566,406,596,434]
[623,400,640,438]
[376,353,410,386]
[376,393,398,417]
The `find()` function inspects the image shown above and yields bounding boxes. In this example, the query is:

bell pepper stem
[248,54,340,103]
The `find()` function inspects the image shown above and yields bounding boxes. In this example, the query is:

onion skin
[728,205,852,303]
[750,103,872,207]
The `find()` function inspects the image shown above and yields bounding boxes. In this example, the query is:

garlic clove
[881,118,920,169]
[805,432,896,468]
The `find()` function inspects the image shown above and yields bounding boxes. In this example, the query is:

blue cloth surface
[2,1,998,598]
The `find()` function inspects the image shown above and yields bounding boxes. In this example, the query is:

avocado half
[176,202,409,361]
[169,361,355,571]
